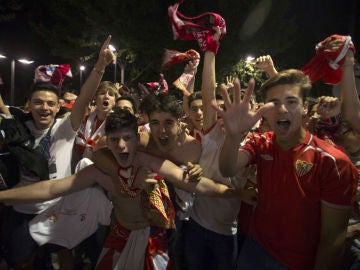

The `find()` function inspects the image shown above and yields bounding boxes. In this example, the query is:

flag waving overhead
[34,64,72,91]
[168,1,226,53]
[301,35,355,84]
[162,49,200,70]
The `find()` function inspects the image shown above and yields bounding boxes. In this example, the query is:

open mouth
[158,137,168,146]
[103,100,109,106]
[118,153,129,161]
[39,113,51,119]
[276,119,290,133]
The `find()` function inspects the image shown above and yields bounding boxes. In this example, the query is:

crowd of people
[0,5,359,270]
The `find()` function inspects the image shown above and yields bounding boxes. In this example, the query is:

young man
[72,80,119,167]
[186,91,204,142]
[215,70,358,269]
[0,108,251,269]
[182,26,249,270]
[115,94,138,115]
[1,35,116,269]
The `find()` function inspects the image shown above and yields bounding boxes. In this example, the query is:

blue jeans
[237,236,289,270]
[183,218,237,270]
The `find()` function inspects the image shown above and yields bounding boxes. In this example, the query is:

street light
[108,44,117,83]
[0,54,34,105]
[79,65,85,87]
[11,58,34,106]
[246,55,255,63]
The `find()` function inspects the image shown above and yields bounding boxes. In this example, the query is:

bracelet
[92,67,105,76]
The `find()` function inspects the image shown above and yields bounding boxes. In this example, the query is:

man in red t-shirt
[214,69,358,270]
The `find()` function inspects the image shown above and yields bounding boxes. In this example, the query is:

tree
[2,0,300,100]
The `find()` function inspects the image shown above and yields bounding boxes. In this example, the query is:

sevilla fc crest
[295,160,313,177]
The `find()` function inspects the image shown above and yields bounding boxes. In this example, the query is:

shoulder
[306,136,357,177]
[179,133,202,161]
[52,115,76,136]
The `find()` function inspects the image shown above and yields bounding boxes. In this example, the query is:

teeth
[103,101,109,106]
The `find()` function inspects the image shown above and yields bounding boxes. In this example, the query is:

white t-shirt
[14,115,77,214]
[190,123,245,235]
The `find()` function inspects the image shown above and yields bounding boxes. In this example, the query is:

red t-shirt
[240,131,358,270]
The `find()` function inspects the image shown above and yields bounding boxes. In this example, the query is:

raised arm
[70,35,116,131]
[254,55,278,78]
[201,26,220,131]
[213,78,274,176]
[182,59,199,115]
[340,50,360,132]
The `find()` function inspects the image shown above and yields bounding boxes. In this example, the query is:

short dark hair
[105,107,138,135]
[29,82,60,99]
[116,94,138,114]
[140,93,183,119]
[188,91,202,108]
[259,69,312,102]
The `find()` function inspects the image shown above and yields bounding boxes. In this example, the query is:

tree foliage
[11,0,299,97]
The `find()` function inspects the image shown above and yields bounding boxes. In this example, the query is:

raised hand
[184,58,199,75]
[316,96,341,119]
[225,75,235,90]
[212,77,274,137]
[254,55,277,78]
[96,35,116,70]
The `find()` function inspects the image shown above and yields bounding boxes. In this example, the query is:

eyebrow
[266,96,298,103]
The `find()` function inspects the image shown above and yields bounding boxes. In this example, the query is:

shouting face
[149,111,180,152]
[107,128,139,168]
[263,84,307,149]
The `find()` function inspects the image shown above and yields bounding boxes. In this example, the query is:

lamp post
[108,44,117,83]
[0,54,34,105]
[11,59,34,106]
[79,65,85,87]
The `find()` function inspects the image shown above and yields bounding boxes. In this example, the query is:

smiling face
[263,84,307,149]
[29,90,60,130]
[107,128,139,168]
[149,111,180,152]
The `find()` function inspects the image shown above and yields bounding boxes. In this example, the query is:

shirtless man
[0,108,252,269]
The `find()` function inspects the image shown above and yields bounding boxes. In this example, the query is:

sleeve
[321,154,358,208]
[239,132,259,164]
[52,115,77,140]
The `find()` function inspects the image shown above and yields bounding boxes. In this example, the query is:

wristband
[204,35,220,54]
[92,67,105,76]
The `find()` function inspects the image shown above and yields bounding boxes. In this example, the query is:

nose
[278,103,288,113]
[41,102,49,110]
[159,124,167,133]
[118,138,126,149]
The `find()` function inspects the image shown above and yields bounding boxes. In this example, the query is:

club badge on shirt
[295,160,313,177]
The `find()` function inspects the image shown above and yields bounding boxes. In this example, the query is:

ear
[302,101,308,116]
[55,102,61,113]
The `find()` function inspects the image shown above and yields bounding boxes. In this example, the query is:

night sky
[0,0,359,106]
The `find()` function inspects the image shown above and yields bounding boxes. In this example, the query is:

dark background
[0,0,359,106]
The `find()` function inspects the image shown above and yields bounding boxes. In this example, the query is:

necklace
[117,166,140,197]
